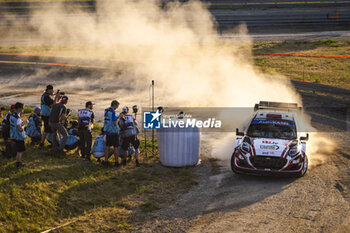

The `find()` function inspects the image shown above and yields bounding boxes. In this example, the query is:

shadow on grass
[0,147,104,186]
[56,166,162,219]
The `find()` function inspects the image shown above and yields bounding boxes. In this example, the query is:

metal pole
[152,80,155,154]
[143,111,147,158]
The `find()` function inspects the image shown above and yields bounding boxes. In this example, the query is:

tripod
[139,80,157,157]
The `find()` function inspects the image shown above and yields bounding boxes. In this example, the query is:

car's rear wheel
[296,154,308,177]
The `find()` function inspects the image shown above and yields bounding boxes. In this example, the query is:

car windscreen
[247,123,297,139]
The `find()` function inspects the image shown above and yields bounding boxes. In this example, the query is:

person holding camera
[40,85,61,147]
[49,96,69,152]
[10,102,27,168]
[102,100,121,167]
[118,106,140,166]
[78,101,95,160]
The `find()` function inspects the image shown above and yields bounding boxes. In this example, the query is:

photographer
[118,106,140,167]
[78,101,95,160]
[10,102,27,168]
[1,105,15,157]
[65,120,80,151]
[49,96,69,152]
[40,85,61,147]
[2,104,14,143]
[102,100,121,167]
[25,107,42,144]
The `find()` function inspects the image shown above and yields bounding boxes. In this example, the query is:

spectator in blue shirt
[102,100,121,167]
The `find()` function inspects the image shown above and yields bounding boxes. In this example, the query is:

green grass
[140,199,160,213]
[252,39,350,89]
[0,111,197,232]
[23,107,33,114]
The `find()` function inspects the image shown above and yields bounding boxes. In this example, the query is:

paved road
[222,30,350,41]
[0,0,349,32]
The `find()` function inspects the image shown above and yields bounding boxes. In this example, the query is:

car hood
[251,138,291,157]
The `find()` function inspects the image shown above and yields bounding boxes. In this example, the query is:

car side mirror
[236,128,244,136]
[300,133,309,141]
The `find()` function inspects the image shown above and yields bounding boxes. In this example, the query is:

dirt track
[134,95,350,233]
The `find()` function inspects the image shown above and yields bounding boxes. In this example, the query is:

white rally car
[231,101,309,177]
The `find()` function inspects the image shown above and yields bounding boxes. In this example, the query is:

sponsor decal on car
[251,120,295,126]
[260,145,280,150]
[262,140,278,144]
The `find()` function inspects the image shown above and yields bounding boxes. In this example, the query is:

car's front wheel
[296,154,308,177]
[231,150,242,175]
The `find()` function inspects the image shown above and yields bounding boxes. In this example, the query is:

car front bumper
[232,150,306,176]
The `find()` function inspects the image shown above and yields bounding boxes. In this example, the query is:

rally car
[231,101,309,177]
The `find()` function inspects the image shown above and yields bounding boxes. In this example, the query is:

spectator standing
[102,100,121,167]
[78,101,95,160]
[49,96,69,152]
[9,102,27,168]
[2,104,15,144]
[40,85,60,147]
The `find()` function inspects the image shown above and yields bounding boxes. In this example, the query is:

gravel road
[133,95,350,233]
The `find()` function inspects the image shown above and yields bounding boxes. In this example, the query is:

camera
[56,89,65,96]
[157,106,164,113]
[132,105,138,114]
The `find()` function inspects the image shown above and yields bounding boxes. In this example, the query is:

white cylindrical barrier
[157,119,200,167]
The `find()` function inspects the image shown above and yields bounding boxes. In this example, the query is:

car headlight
[289,146,300,157]
[240,141,250,154]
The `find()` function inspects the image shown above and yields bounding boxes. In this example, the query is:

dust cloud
[1,0,333,164]
[307,133,335,167]
[3,0,299,107]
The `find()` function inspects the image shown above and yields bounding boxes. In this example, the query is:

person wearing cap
[78,101,95,160]
[10,102,27,168]
[49,96,69,152]
[40,85,61,147]
[25,107,42,144]
[118,106,140,166]
[102,100,121,166]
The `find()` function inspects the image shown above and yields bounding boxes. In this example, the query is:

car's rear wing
[254,101,302,111]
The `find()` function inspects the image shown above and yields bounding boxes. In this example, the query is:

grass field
[0,109,197,232]
[252,39,350,89]
[0,39,349,89]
